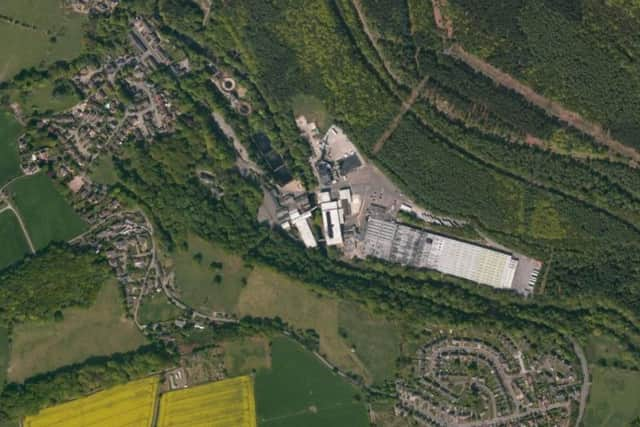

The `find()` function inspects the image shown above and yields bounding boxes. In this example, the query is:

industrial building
[363,218,526,290]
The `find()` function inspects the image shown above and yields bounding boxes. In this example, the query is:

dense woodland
[0,245,111,323]
[3,0,640,423]
[0,345,174,422]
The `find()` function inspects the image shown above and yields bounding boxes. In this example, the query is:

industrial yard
[267,116,542,295]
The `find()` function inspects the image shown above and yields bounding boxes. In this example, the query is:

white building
[288,209,317,248]
[321,200,343,246]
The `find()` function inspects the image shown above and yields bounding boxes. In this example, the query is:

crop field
[0,110,22,186]
[174,234,250,314]
[255,337,369,427]
[0,0,86,81]
[0,211,30,270]
[8,173,86,250]
[157,376,256,427]
[23,376,159,427]
[235,267,400,383]
[8,279,147,383]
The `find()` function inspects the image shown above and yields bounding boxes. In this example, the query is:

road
[457,401,570,427]
[0,179,36,254]
[571,338,590,427]
[3,202,36,254]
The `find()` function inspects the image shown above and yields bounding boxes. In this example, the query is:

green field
[584,366,640,427]
[255,337,369,427]
[337,301,401,383]
[0,0,86,81]
[235,267,400,384]
[89,155,119,185]
[223,336,271,377]
[8,173,86,250]
[7,279,147,383]
[0,110,22,186]
[8,79,81,116]
[174,234,250,314]
[291,94,332,132]
[0,211,30,270]
[138,292,183,324]
[0,326,9,386]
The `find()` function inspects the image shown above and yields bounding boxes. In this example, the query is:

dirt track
[444,45,640,163]
[372,77,428,154]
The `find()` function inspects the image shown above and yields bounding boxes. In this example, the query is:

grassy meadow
[222,336,271,377]
[255,337,369,427]
[7,279,146,383]
[0,326,9,386]
[174,234,250,314]
[138,292,183,324]
[235,267,400,385]
[582,333,640,426]
[0,0,86,81]
[584,366,640,427]
[0,110,22,186]
[0,211,30,270]
[89,155,119,185]
[8,173,86,250]
[7,79,81,116]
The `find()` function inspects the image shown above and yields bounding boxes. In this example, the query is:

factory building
[363,218,521,290]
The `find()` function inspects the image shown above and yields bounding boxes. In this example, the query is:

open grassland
[174,234,249,314]
[157,376,256,427]
[6,79,81,116]
[235,267,400,384]
[23,376,159,427]
[0,0,85,81]
[8,173,86,250]
[337,301,401,383]
[8,279,147,383]
[89,155,119,185]
[222,336,271,377]
[0,211,30,270]
[584,366,640,427]
[0,110,22,186]
[0,326,9,386]
[255,337,369,427]
[139,292,183,324]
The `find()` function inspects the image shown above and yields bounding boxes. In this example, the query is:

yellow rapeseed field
[157,376,257,427]
[23,376,159,427]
